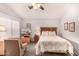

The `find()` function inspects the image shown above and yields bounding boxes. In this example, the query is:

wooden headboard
[40,27,57,35]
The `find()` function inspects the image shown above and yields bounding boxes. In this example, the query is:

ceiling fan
[28,3,44,10]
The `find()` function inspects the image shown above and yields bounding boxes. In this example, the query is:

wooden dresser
[0,39,21,56]
[0,40,4,56]
[5,40,20,56]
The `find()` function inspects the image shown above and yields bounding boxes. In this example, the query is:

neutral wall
[61,4,79,55]
[21,18,61,38]
[61,4,79,43]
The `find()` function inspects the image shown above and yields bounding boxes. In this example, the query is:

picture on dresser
[26,23,31,35]
[26,23,31,29]
[64,22,68,30]
[69,22,75,32]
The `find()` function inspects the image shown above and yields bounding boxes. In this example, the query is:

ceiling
[0,3,78,20]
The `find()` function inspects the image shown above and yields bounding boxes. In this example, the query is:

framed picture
[64,22,68,30]
[26,23,31,29]
[69,22,75,32]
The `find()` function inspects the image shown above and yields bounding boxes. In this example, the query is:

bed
[35,27,73,56]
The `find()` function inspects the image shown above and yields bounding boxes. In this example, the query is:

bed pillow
[42,31,48,36]
[49,31,56,36]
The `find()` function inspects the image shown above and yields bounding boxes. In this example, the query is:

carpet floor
[24,43,76,56]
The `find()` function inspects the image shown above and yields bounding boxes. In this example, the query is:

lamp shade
[0,25,6,32]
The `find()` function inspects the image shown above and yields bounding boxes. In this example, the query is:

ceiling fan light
[32,3,36,7]
[34,5,38,9]
[37,4,41,8]
[32,3,38,9]
[28,3,44,10]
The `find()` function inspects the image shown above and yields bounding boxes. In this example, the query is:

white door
[11,20,20,38]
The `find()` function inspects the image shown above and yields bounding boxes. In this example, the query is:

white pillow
[42,31,48,36]
[49,31,56,36]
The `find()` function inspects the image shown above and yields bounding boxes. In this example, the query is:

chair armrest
[34,34,40,44]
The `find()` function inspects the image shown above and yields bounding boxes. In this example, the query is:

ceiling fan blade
[40,6,44,10]
[28,6,33,9]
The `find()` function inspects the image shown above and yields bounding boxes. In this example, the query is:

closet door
[11,20,20,38]
[0,17,20,38]
[6,19,12,38]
